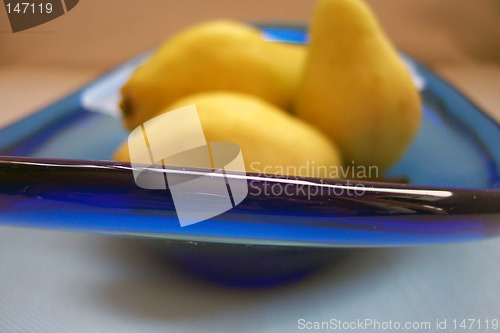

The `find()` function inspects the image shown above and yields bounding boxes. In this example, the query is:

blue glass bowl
[1,26,499,286]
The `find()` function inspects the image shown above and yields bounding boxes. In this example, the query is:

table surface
[1,3,500,329]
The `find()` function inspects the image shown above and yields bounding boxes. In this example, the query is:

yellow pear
[114,92,342,178]
[295,0,421,170]
[120,20,306,131]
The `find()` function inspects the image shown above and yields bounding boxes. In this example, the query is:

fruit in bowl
[120,20,305,131]
[295,0,421,170]
[115,92,342,178]
[114,0,422,178]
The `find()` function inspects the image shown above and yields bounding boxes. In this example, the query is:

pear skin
[295,0,421,170]
[121,20,306,131]
[114,92,342,178]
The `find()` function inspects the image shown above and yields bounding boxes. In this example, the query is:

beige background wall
[1,0,499,68]
[0,0,499,125]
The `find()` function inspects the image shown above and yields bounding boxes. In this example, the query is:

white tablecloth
[1,227,499,332]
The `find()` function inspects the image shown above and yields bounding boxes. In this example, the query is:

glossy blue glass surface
[0,27,499,251]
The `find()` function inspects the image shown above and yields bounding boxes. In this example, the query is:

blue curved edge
[0,158,499,247]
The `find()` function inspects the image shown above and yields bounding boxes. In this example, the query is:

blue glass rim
[1,156,499,247]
